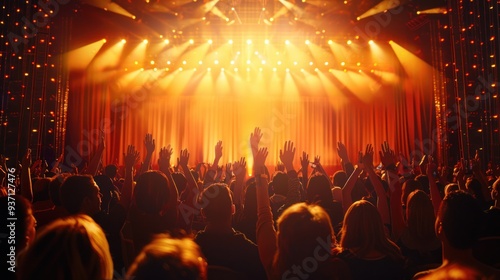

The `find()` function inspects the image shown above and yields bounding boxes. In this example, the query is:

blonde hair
[18,215,113,280]
[340,200,402,260]
[274,203,335,276]
[127,234,207,280]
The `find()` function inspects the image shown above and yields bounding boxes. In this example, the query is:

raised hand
[179,149,190,167]
[124,145,140,168]
[361,144,374,168]
[471,150,482,173]
[158,145,173,170]
[225,163,232,178]
[300,151,309,172]
[337,142,350,163]
[144,133,156,155]
[279,141,296,172]
[253,148,268,175]
[233,157,247,177]
[250,127,263,153]
[213,140,222,159]
[379,141,396,167]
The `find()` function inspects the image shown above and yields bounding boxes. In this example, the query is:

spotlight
[143,39,148,44]
[285,40,290,45]
[121,39,126,43]
[208,39,213,44]
[189,39,194,44]
[164,39,169,44]
[347,40,352,45]
[264,39,270,45]
[228,39,233,44]
[305,40,310,45]
[247,39,252,45]
[328,40,333,45]
[368,40,374,45]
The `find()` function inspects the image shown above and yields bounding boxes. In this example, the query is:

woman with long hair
[17,215,113,280]
[335,200,405,280]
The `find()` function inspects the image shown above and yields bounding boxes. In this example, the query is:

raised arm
[51,153,64,174]
[471,151,491,203]
[379,141,405,240]
[83,131,105,176]
[363,144,390,226]
[178,149,201,194]
[121,145,140,211]
[158,145,176,191]
[279,141,301,207]
[138,133,155,176]
[300,151,309,188]
[426,157,443,216]
[337,141,354,175]
[250,127,263,157]
[203,141,223,187]
[254,146,275,276]
[232,157,247,205]
[20,149,33,202]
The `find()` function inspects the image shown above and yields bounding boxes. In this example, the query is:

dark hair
[32,178,51,202]
[59,175,97,214]
[171,172,187,195]
[439,191,484,250]
[332,171,348,187]
[200,183,233,223]
[306,174,333,205]
[104,164,118,178]
[414,175,430,194]
[49,174,69,206]
[134,171,170,215]
[272,172,288,196]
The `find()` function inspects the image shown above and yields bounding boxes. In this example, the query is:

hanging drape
[66,63,434,174]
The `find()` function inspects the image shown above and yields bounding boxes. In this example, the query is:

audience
[1,128,498,280]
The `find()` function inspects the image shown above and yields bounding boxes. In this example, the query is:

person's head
[466,177,484,202]
[414,174,430,194]
[436,190,483,250]
[444,183,459,196]
[332,170,348,188]
[134,170,177,218]
[406,190,437,241]
[60,175,102,215]
[0,195,36,253]
[271,171,288,196]
[104,164,118,179]
[127,234,207,280]
[242,182,257,220]
[200,183,234,225]
[306,174,334,205]
[49,174,70,206]
[402,179,420,208]
[274,203,335,275]
[32,177,51,202]
[171,172,187,195]
[17,215,113,280]
[340,200,402,260]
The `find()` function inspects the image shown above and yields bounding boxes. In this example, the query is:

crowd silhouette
[1,128,499,279]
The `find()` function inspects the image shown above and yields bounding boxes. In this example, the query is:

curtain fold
[66,68,434,174]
